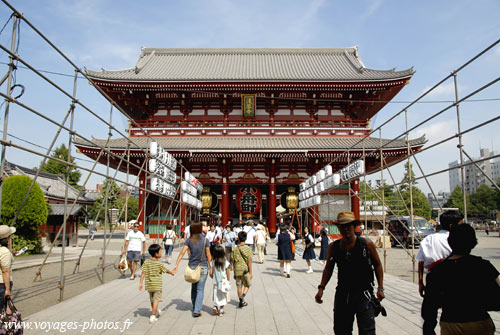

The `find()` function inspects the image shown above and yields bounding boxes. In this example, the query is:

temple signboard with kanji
[75,47,425,236]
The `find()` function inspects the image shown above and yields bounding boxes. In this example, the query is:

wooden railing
[131,119,368,129]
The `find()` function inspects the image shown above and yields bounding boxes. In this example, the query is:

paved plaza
[23,243,500,335]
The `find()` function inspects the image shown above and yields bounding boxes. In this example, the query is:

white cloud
[414,119,457,145]
[80,43,139,70]
[420,81,456,98]
[360,0,383,20]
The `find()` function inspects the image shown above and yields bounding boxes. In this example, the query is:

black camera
[370,298,387,317]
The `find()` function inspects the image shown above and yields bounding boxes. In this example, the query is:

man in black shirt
[422,224,499,335]
[315,212,384,335]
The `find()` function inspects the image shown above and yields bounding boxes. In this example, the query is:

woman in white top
[163,224,176,264]
[0,225,15,311]
[254,225,267,264]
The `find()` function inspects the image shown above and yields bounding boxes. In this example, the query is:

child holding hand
[139,244,174,323]
[209,244,231,316]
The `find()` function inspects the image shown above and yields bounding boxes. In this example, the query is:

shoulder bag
[184,238,206,283]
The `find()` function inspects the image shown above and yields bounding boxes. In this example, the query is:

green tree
[360,181,378,202]
[87,179,121,222]
[39,144,81,188]
[494,180,500,210]
[360,181,396,202]
[444,186,470,215]
[469,184,498,219]
[400,162,417,193]
[401,187,432,219]
[398,162,431,219]
[116,196,139,221]
[1,175,48,254]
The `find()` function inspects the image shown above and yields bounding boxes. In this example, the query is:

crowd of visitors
[124,212,500,335]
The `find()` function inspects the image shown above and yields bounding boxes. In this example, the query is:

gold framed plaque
[242,94,256,118]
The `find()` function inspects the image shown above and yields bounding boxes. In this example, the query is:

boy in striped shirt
[139,244,174,323]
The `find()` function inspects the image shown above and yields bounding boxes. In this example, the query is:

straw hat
[0,225,16,239]
[336,212,359,225]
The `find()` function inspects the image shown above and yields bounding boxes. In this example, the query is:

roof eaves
[84,76,415,84]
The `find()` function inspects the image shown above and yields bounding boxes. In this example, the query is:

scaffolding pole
[405,110,417,283]
[0,14,17,218]
[102,104,113,283]
[58,69,77,301]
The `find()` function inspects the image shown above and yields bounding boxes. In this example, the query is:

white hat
[0,225,16,239]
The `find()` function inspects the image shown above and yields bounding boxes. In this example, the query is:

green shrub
[12,234,43,255]
[1,175,48,254]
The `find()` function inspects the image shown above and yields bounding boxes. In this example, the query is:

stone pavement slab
[23,245,500,335]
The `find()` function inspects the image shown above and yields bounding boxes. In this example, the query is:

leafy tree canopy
[1,175,48,239]
[87,179,138,223]
[401,187,432,219]
[39,144,81,188]
[444,186,471,216]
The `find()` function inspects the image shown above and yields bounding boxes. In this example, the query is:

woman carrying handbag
[173,222,212,318]
[0,226,16,311]
[0,225,22,335]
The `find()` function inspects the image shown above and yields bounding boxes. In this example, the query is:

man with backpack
[315,211,385,335]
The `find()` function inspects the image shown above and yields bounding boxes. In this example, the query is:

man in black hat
[315,211,385,335]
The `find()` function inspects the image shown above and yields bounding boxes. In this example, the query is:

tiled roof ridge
[73,135,426,150]
[139,46,360,55]
[6,161,61,180]
[5,161,91,202]
[85,46,414,82]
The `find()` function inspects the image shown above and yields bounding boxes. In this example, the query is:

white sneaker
[149,315,158,324]
[157,308,162,317]
[306,269,313,274]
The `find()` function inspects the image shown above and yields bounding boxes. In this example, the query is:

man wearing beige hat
[0,225,16,311]
[315,212,385,335]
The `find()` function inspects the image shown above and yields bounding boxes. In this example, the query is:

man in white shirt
[244,221,257,252]
[184,223,190,240]
[234,224,242,235]
[121,222,146,280]
[206,225,218,244]
[417,210,463,297]
[215,223,223,240]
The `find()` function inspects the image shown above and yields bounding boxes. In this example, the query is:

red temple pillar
[222,177,230,227]
[351,179,360,220]
[268,177,277,235]
[180,201,187,232]
[138,172,146,232]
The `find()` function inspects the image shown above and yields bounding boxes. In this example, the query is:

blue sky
[0,0,499,195]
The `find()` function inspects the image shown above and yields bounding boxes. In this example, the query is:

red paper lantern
[236,186,262,219]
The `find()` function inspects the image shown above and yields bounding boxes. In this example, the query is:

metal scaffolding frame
[0,0,497,302]
[297,38,500,282]
[0,0,201,301]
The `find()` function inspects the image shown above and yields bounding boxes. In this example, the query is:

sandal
[212,306,219,315]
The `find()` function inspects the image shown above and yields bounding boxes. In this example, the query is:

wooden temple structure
[75,47,425,235]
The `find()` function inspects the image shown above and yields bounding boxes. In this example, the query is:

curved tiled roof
[86,47,414,82]
[4,161,93,204]
[74,136,426,152]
